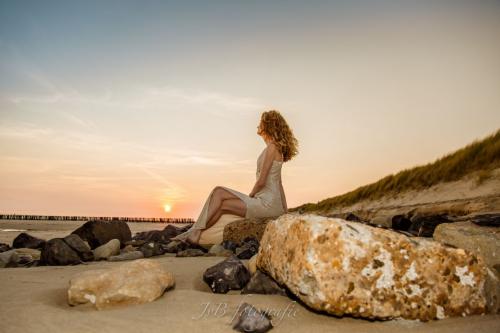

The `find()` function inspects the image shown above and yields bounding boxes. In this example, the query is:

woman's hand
[249,192,255,198]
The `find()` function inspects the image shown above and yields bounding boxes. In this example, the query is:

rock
[71,220,131,249]
[68,259,175,310]
[0,243,11,252]
[392,215,412,231]
[236,237,259,260]
[208,244,233,257]
[176,249,205,257]
[12,233,45,249]
[124,240,146,247]
[120,244,137,253]
[132,224,185,244]
[163,240,188,253]
[484,267,500,314]
[13,248,41,261]
[203,255,251,293]
[223,217,275,244]
[108,251,144,262]
[139,241,165,257]
[409,214,451,237]
[0,249,36,268]
[247,255,257,275]
[63,234,94,261]
[345,213,362,222]
[241,271,286,296]
[93,239,121,260]
[0,249,18,268]
[434,221,500,270]
[256,213,490,321]
[369,215,393,228]
[232,302,273,333]
[471,213,500,227]
[41,238,81,266]
[222,240,238,252]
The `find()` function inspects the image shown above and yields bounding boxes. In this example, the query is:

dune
[0,221,499,333]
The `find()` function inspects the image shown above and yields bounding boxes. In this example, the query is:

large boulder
[12,233,45,249]
[223,217,275,244]
[71,220,131,249]
[68,259,175,310]
[256,213,492,321]
[41,238,81,266]
[434,221,500,271]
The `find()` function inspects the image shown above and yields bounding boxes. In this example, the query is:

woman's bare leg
[188,201,246,246]
[204,187,233,228]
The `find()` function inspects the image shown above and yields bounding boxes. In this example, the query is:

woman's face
[257,123,271,143]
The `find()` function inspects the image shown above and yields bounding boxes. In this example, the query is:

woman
[172,110,299,245]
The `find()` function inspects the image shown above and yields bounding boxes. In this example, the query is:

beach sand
[0,220,499,333]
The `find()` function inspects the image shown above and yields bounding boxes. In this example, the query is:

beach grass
[290,128,500,213]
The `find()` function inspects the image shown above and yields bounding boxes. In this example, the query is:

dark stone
[132,224,186,244]
[12,233,46,249]
[236,237,259,259]
[139,241,165,257]
[24,259,40,267]
[232,302,273,333]
[203,255,251,293]
[409,214,451,237]
[176,249,205,257]
[186,242,209,253]
[71,220,131,249]
[40,238,81,266]
[392,215,412,231]
[0,243,11,253]
[63,234,94,261]
[471,213,500,227]
[241,271,286,296]
[222,240,238,252]
[124,239,146,247]
[345,213,362,222]
[163,240,189,253]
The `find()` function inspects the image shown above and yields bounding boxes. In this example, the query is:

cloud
[0,120,252,168]
[0,122,54,139]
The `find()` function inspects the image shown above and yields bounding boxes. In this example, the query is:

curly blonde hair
[259,110,299,162]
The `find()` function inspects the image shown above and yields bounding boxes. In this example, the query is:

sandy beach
[0,220,499,333]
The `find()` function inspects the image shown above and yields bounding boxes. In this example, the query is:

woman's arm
[279,177,287,212]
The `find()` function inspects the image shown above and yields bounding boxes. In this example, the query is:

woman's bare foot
[186,229,202,245]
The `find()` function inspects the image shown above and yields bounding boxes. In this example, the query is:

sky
[1,0,499,218]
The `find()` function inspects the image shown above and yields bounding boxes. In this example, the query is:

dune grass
[290,129,500,213]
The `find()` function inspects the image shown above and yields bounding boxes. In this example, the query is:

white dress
[173,146,286,244]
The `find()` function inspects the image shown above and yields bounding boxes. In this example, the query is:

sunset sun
[163,204,172,213]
